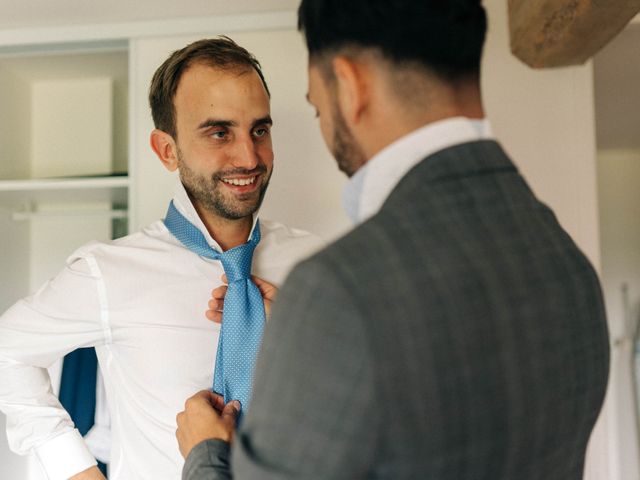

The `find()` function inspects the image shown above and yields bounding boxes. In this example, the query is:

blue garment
[164,201,266,414]
[59,348,108,476]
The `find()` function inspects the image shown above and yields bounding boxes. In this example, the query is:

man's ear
[150,129,179,172]
[332,55,368,124]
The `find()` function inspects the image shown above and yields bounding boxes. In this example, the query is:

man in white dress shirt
[0,37,321,480]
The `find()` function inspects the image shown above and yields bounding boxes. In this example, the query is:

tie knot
[220,241,256,282]
[164,201,262,282]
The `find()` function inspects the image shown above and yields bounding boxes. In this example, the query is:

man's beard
[177,149,270,221]
[330,104,367,178]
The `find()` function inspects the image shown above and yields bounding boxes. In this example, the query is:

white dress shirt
[0,182,322,480]
[343,116,494,224]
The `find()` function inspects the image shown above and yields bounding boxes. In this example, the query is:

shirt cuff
[34,429,97,480]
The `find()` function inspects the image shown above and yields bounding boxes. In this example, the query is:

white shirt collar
[171,179,259,252]
[343,116,494,225]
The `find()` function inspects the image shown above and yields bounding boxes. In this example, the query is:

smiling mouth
[221,176,258,187]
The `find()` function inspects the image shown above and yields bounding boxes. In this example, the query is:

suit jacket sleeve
[183,439,232,480]
[183,257,378,479]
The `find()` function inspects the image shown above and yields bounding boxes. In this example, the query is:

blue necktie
[164,201,265,414]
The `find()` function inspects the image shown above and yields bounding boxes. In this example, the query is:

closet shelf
[0,176,129,206]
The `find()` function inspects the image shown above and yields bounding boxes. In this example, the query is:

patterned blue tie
[164,200,266,414]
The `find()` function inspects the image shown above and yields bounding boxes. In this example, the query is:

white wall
[0,61,30,179]
[597,149,640,480]
[482,0,600,265]
[112,57,129,174]
[482,1,608,478]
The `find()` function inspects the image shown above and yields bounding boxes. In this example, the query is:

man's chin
[205,184,267,220]
[214,200,261,221]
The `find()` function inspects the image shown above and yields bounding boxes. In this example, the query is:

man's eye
[211,130,227,139]
[253,127,270,137]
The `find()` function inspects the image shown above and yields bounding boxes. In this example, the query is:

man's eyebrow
[305,93,311,104]
[252,116,273,128]
[197,119,236,130]
[197,117,273,130]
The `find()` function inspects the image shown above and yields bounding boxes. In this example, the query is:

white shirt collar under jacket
[342,116,494,225]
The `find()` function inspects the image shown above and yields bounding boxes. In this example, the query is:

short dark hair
[298,0,487,80]
[149,36,270,138]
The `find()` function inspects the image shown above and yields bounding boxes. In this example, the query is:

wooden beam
[509,0,640,68]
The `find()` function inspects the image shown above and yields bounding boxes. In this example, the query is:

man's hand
[206,275,278,323]
[69,466,106,480]
[176,390,241,459]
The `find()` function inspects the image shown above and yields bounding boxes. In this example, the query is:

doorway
[594,22,640,480]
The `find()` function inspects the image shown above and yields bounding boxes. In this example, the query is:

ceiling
[0,0,298,29]
[594,23,640,150]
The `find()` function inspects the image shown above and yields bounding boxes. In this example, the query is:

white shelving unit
[0,177,129,222]
[0,43,130,480]
[0,44,130,282]
[0,176,129,206]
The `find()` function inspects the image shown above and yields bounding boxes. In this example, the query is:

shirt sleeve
[231,257,378,479]
[83,369,111,464]
[0,250,109,479]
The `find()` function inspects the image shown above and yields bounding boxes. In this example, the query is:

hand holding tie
[176,390,240,459]
[206,274,278,324]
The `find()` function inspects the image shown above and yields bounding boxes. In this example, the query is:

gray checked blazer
[183,140,610,480]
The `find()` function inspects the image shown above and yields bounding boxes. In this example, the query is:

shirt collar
[171,179,259,252]
[342,116,494,225]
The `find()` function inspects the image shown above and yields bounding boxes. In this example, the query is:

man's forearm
[70,466,105,480]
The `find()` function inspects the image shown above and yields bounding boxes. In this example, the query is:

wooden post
[508,0,640,68]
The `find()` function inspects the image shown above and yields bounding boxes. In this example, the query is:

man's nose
[231,136,259,170]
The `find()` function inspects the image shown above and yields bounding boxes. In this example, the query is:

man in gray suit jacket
[175,1,610,478]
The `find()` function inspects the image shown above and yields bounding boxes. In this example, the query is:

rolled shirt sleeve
[0,248,108,479]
